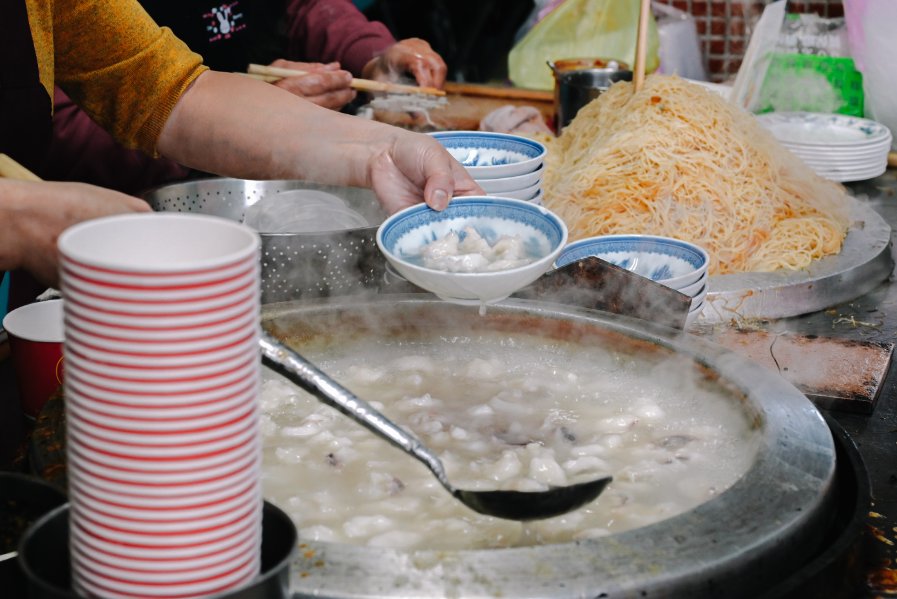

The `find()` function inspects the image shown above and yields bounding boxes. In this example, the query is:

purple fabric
[284,0,396,76]
[42,88,190,196]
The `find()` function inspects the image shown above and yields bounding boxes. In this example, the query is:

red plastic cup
[2,299,65,418]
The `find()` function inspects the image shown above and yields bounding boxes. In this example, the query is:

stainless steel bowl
[143,178,389,304]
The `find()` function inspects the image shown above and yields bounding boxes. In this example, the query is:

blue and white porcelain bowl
[555,234,710,290]
[685,283,709,327]
[487,179,542,201]
[377,196,568,305]
[678,271,708,299]
[430,131,546,179]
[476,164,544,193]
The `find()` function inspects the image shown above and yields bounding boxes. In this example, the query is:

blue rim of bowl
[555,234,709,273]
[377,196,567,276]
[429,131,547,162]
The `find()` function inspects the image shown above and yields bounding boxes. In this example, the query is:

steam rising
[259,308,759,551]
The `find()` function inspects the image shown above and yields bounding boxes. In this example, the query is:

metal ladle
[259,331,612,521]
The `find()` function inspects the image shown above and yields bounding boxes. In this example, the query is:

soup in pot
[260,331,759,551]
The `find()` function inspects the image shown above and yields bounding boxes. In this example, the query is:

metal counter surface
[761,169,897,596]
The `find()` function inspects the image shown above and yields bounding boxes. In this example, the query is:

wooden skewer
[0,153,41,182]
[633,0,652,93]
[442,81,553,103]
[247,63,446,97]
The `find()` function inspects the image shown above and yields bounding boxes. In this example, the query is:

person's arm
[156,70,478,214]
[0,179,151,285]
[53,0,478,213]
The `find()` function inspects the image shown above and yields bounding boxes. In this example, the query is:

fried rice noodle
[541,75,850,275]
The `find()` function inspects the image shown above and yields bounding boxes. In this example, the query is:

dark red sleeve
[42,87,190,196]
[283,0,397,77]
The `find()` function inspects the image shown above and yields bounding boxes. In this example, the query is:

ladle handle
[259,331,452,486]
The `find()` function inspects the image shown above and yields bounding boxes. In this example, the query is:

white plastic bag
[653,2,707,81]
[844,0,897,149]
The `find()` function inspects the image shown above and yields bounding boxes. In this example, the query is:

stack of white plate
[430,131,546,204]
[756,112,892,183]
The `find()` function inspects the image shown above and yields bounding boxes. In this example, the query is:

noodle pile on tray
[541,75,850,275]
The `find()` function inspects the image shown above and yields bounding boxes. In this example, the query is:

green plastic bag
[508,0,660,91]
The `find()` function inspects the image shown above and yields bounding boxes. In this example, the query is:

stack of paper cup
[57,213,262,599]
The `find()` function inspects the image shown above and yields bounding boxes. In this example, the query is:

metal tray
[700,196,893,323]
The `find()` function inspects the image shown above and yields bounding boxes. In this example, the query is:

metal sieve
[142,177,388,304]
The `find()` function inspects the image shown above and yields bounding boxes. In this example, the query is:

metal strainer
[143,177,388,304]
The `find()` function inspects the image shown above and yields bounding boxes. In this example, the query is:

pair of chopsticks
[245,63,446,97]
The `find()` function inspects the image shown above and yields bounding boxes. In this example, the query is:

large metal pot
[261,295,836,598]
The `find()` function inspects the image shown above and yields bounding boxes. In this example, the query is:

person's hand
[3,180,151,286]
[480,105,553,137]
[361,38,447,89]
[366,129,483,214]
[268,59,356,110]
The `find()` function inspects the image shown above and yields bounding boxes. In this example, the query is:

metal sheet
[699,197,894,324]
[700,330,894,414]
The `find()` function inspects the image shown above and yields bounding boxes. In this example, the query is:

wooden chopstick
[0,153,41,182]
[633,0,652,93]
[246,63,446,97]
[442,81,553,103]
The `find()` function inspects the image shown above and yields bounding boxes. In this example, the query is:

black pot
[18,500,297,599]
[0,473,67,598]
[757,413,872,597]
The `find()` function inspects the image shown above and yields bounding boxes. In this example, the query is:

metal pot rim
[262,295,836,598]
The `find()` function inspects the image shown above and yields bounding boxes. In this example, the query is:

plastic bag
[844,0,897,149]
[653,2,706,81]
[756,13,862,116]
[508,0,660,91]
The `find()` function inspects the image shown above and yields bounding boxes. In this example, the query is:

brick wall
[655,0,845,82]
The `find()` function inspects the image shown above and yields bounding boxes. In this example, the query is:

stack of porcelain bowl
[430,131,547,204]
[57,213,263,599]
[555,234,710,326]
[756,112,892,182]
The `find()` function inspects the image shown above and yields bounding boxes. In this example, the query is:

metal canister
[549,58,633,132]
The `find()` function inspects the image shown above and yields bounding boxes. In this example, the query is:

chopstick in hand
[246,63,446,97]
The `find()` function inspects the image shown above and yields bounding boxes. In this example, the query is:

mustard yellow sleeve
[51,0,209,155]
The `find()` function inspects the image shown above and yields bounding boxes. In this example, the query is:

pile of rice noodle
[541,75,850,275]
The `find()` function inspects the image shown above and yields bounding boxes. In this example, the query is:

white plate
[795,152,888,165]
[812,165,887,183]
[784,142,892,159]
[798,156,886,168]
[757,112,893,147]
